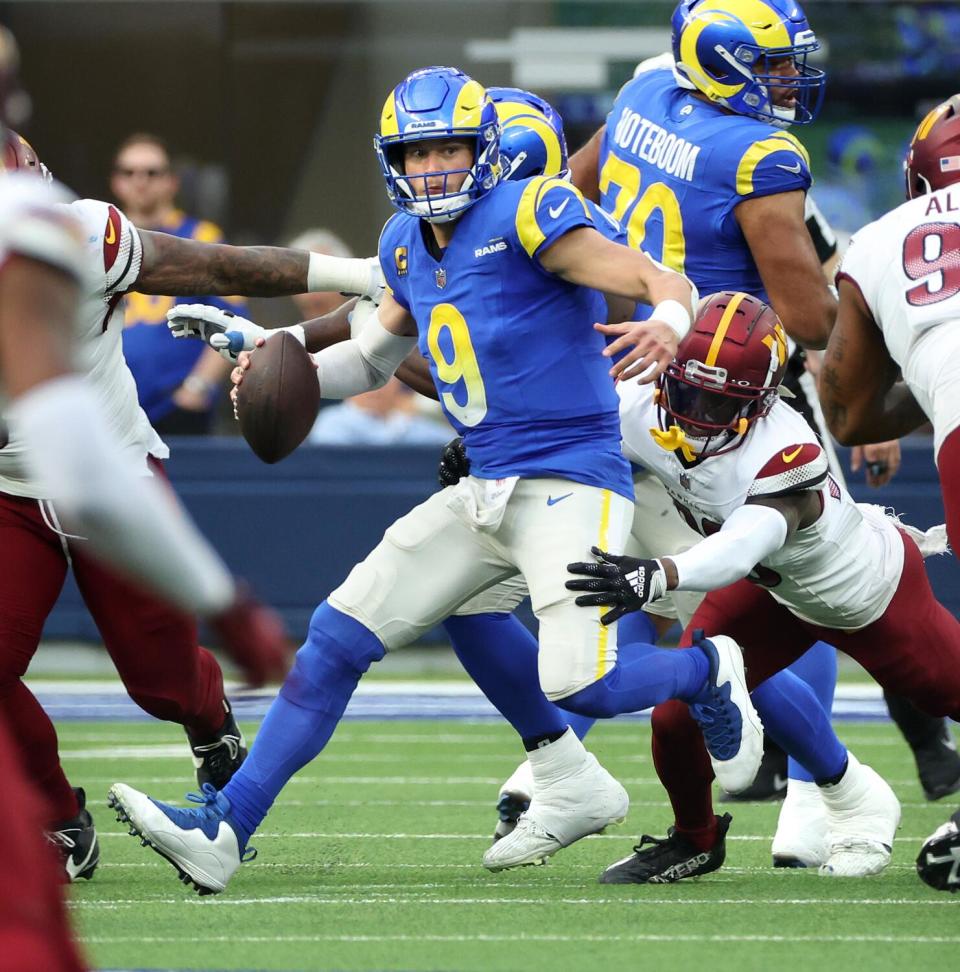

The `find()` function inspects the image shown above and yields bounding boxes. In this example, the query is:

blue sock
[559,640,708,718]
[444,613,568,744]
[560,611,660,739]
[752,667,846,784]
[783,641,838,782]
[223,602,385,842]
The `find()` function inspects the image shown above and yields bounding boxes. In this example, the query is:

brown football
[236,331,320,463]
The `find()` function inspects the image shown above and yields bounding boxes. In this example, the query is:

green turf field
[61,719,957,972]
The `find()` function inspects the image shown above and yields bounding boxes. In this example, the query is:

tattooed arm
[821,278,927,445]
[135,230,312,297]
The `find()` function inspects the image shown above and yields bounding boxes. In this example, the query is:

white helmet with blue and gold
[374,66,500,224]
[671,0,826,128]
[487,86,569,181]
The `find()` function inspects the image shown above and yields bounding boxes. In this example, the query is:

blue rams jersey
[379,176,633,500]
[598,67,812,300]
[121,210,246,422]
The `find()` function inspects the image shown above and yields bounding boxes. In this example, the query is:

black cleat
[599,813,731,884]
[186,701,247,790]
[48,787,100,882]
[721,736,787,803]
[916,808,960,892]
[915,725,960,802]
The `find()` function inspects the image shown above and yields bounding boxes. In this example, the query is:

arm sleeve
[7,375,237,617]
[670,503,789,591]
[513,176,596,265]
[313,307,418,399]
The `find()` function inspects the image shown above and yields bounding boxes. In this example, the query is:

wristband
[306,252,374,297]
[651,299,692,341]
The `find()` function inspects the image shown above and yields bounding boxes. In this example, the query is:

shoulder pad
[736,131,812,197]
[748,442,827,498]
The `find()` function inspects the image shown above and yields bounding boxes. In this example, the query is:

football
[235,330,320,463]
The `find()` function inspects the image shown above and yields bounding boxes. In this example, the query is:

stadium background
[8,4,960,970]
[6,0,959,638]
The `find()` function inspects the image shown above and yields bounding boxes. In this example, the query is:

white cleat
[818,753,901,878]
[689,634,764,795]
[108,782,246,895]
[772,779,828,868]
[483,729,628,872]
[493,759,534,841]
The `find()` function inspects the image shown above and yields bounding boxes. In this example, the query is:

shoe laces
[184,784,257,862]
[632,830,673,858]
[690,693,738,756]
[829,836,888,855]
[47,829,77,850]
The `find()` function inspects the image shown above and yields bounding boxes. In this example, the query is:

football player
[1,133,383,879]
[107,65,781,895]
[567,291,960,881]
[819,93,960,884]
[565,0,947,860]
[170,84,888,877]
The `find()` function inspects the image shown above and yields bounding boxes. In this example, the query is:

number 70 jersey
[598,67,811,298]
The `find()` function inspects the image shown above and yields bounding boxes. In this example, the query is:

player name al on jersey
[610,106,701,183]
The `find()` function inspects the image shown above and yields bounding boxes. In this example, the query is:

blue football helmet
[671,0,826,128]
[487,86,569,181]
[374,66,501,223]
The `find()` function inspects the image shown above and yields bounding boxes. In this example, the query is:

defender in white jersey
[1,134,384,879]
[818,93,960,891]
[821,94,960,554]
[569,292,960,879]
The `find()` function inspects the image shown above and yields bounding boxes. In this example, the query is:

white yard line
[76,933,960,944]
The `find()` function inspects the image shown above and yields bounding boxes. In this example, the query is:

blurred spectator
[309,378,451,446]
[112,133,242,434]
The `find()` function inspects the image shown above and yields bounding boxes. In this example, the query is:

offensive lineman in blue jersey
[107,66,773,893]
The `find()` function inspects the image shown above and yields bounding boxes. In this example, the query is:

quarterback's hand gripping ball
[566,548,668,625]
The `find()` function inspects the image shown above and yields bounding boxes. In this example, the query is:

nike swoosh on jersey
[776,161,803,174]
[781,446,803,463]
[548,198,570,219]
[104,219,117,245]
[546,492,573,506]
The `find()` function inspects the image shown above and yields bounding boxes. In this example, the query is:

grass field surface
[61,718,957,972]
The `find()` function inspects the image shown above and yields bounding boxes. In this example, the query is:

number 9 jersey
[598,66,812,297]
[379,174,633,500]
[839,185,960,459]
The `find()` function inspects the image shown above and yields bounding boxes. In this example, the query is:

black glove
[566,547,668,625]
[916,808,960,892]
[438,436,470,487]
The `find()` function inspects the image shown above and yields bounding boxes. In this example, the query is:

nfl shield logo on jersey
[435,268,447,289]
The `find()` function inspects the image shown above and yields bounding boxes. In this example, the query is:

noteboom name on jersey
[611,107,701,183]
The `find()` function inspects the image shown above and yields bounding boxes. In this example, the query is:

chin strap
[649,424,698,463]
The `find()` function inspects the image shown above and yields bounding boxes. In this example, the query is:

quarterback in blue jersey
[107,66,774,893]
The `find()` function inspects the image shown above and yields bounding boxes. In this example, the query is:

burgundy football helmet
[655,291,788,457]
[3,131,49,181]
[904,94,960,200]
